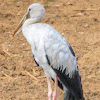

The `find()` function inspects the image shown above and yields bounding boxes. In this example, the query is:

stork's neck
[23,18,40,27]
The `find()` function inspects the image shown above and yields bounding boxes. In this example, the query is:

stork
[13,3,85,100]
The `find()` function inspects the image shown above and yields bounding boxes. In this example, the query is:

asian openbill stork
[13,3,85,100]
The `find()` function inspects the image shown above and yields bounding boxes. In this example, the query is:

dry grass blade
[22,71,38,81]
[37,76,46,79]
[1,71,13,80]
[2,44,20,57]
[74,9,99,11]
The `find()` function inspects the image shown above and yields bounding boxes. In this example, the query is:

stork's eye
[29,8,31,11]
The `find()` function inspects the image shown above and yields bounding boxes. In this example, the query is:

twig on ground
[37,76,46,79]
[22,71,38,81]
[1,71,12,79]
[2,44,20,57]
[74,9,99,11]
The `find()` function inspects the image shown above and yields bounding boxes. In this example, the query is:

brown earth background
[0,0,100,100]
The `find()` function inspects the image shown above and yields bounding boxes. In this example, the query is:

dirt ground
[0,0,100,100]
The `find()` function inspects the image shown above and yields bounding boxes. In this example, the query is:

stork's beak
[13,10,29,36]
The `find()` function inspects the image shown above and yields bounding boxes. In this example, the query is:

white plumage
[23,23,77,78]
[13,3,85,100]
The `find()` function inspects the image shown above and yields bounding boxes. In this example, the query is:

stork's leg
[47,77,52,100]
[52,75,58,100]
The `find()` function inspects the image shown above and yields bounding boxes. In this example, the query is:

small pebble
[83,23,89,28]
[8,44,11,47]
[77,12,83,16]
[93,18,98,22]
[67,2,73,5]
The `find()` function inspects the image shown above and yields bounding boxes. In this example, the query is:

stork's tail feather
[63,92,85,100]
[68,93,85,100]
[68,94,76,100]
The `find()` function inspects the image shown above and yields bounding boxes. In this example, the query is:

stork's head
[13,3,45,36]
[27,3,45,21]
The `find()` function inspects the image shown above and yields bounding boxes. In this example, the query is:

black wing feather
[53,68,85,100]
[69,45,75,57]
[33,55,39,66]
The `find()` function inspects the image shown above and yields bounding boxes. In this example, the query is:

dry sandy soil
[0,0,100,100]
